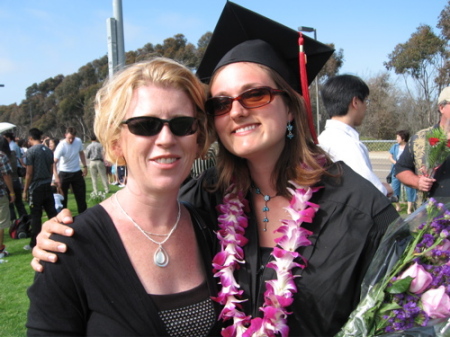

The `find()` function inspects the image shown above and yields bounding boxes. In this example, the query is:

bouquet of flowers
[421,127,450,179]
[336,198,450,337]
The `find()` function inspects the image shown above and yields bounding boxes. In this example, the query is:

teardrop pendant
[154,245,169,267]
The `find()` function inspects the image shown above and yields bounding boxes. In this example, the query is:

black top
[27,204,222,336]
[25,144,54,191]
[180,162,399,336]
[150,282,217,337]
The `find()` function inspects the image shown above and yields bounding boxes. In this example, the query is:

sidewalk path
[369,151,391,182]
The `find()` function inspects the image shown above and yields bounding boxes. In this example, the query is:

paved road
[369,151,392,183]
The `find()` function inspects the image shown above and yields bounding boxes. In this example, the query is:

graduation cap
[196,1,334,92]
[196,1,334,142]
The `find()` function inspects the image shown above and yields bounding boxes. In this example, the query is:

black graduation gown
[180,161,399,337]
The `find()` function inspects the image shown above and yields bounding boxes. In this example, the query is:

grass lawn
[0,176,120,337]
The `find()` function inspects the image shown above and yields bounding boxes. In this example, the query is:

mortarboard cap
[196,1,334,93]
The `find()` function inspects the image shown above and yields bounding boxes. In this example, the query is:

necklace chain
[143,230,170,237]
[252,184,277,232]
[114,193,181,267]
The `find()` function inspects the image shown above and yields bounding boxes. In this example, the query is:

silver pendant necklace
[114,193,181,267]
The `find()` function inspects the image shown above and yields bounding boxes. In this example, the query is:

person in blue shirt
[388,130,417,214]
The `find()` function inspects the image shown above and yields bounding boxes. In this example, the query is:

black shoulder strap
[181,201,216,255]
[180,201,223,330]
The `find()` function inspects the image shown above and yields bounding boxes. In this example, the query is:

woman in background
[388,130,417,214]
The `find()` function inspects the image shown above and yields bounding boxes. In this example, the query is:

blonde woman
[27,58,220,336]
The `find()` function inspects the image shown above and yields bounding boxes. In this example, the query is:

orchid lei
[212,180,321,337]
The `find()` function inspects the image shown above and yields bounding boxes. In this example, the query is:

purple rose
[399,262,433,294]
[421,286,450,319]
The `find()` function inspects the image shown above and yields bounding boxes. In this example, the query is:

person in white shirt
[318,74,392,196]
[53,127,88,214]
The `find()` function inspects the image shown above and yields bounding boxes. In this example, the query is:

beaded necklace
[252,184,277,232]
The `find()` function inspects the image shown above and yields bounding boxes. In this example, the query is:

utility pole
[107,0,125,77]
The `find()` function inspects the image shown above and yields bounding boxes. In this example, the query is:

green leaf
[387,276,413,294]
[379,302,402,313]
[375,314,392,334]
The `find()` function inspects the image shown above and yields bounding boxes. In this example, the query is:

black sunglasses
[205,86,286,116]
[121,116,198,137]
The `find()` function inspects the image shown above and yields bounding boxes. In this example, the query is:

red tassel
[298,32,318,144]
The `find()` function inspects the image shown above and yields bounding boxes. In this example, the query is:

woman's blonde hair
[210,64,333,197]
[94,57,214,165]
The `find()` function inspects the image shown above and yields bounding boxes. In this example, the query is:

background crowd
[0,127,120,259]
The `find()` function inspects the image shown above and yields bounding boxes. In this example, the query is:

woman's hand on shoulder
[31,209,75,272]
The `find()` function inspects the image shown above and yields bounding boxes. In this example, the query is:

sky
[1,0,448,106]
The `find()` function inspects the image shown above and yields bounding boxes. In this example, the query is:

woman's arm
[388,152,396,165]
[33,169,217,272]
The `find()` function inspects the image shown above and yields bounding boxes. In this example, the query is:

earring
[287,121,294,139]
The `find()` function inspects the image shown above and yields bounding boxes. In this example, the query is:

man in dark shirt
[22,128,57,249]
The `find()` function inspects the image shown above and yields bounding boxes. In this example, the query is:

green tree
[129,43,159,63]
[315,44,344,131]
[54,73,88,138]
[437,1,450,88]
[154,34,198,68]
[19,75,65,136]
[384,25,447,126]
[196,32,212,67]
[81,83,102,137]
[90,56,109,82]
[360,73,400,139]
[319,44,343,81]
